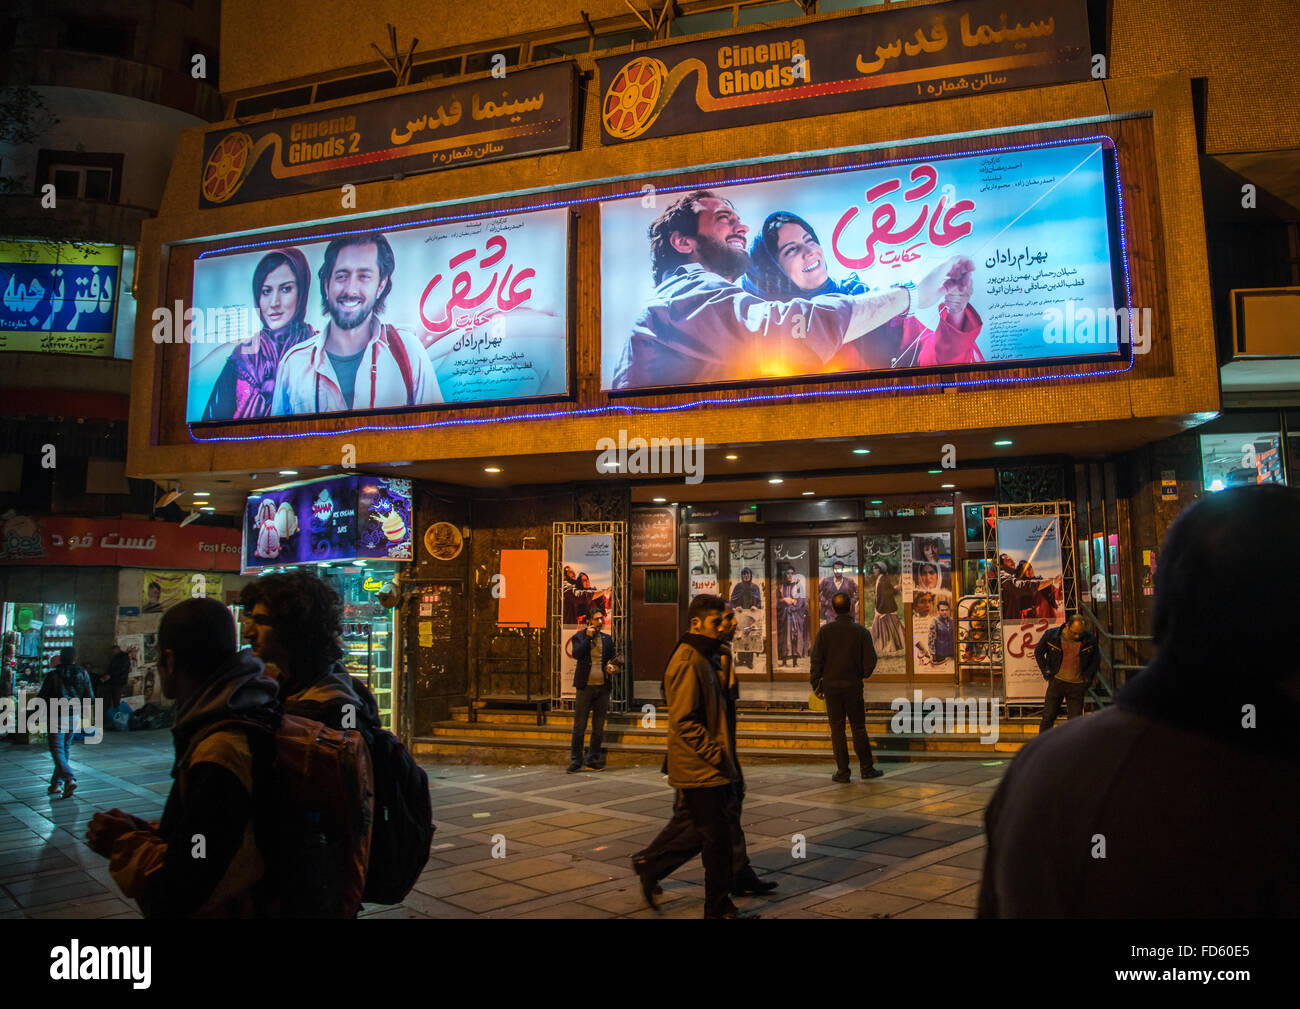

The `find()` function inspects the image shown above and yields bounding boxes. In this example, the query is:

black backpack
[361,725,434,904]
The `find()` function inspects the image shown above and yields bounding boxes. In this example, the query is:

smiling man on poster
[611,190,972,389]
[273,233,442,414]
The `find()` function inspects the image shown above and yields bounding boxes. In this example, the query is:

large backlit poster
[601,139,1123,391]
[559,534,614,699]
[188,208,569,421]
[998,516,1065,701]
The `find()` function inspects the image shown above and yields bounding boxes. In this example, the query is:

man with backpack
[86,597,372,917]
[41,647,95,798]
[239,572,433,906]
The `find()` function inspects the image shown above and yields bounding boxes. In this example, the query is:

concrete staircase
[411,704,1038,765]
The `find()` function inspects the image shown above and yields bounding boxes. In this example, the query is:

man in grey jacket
[631,593,749,918]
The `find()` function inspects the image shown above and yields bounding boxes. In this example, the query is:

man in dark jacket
[632,593,749,918]
[86,597,283,917]
[40,647,95,798]
[1033,614,1100,731]
[980,485,1300,916]
[569,608,616,772]
[238,574,382,736]
[810,592,881,781]
[102,644,132,711]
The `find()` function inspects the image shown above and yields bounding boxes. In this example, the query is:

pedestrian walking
[568,608,616,772]
[809,592,881,781]
[632,594,752,918]
[40,647,95,798]
[1033,614,1099,731]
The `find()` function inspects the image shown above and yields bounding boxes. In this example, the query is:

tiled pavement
[1,731,1004,919]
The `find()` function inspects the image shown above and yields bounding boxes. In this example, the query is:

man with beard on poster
[612,191,973,389]
[819,560,859,623]
[273,233,442,415]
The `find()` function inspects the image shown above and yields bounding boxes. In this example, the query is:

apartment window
[64,17,135,58]
[465,46,521,75]
[593,27,654,51]
[315,69,400,103]
[737,1,805,25]
[37,150,123,202]
[411,57,463,84]
[531,36,591,60]
[669,8,736,35]
[233,87,313,118]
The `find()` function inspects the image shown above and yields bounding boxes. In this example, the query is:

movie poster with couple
[559,534,615,700]
[911,534,954,675]
[187,208,569,422]
[599,139,1122,391]
[999,516,1066,702]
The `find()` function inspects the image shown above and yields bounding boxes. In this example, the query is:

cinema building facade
[126,0,1298,751]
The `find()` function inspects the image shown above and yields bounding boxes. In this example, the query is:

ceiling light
[768,477,783,484]
[802,491,815,496]
[994,439,1013,446]
[852,448,870,455]
[725,454,738,461]
[652,497,666,503]
[192,491,210,497]
[870,499,884,504]
[200,505,216,511]
[278,470,298,476]
[927,469,942,474]
[484,466,501,473]
[941,484,955,489]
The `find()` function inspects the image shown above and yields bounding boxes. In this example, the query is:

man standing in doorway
[810,592,881,781]
[569,608,616,772]
[273,233,441,415]
[1034,614,1100,731]
[632,594,749,918]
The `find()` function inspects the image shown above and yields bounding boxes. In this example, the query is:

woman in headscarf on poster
[870,562,905,653]
[201,247,316,421]
[742,211,984,371]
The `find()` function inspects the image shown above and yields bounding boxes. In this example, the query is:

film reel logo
[201,131,254,204]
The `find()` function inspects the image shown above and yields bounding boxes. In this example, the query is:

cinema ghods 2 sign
[199,63,575,207]
[598,0,1088,144]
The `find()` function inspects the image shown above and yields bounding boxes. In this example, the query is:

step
[412,735,1004,764]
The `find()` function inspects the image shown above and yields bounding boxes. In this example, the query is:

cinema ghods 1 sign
[598,0,1089,144]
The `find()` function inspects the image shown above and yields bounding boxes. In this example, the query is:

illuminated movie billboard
[600,139,1127,392]
[188,208,569,422]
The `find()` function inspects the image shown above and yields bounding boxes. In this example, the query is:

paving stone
[441,882,547,913]
[894,900,974,918]
[860,835,950,858]
[858,814,938,834]
[938,882,981,909]
[411,869,503,898]
[785,855,888,883]
[478,856,572,881]
[524,828,593,847]
[809,889,923,918]
[518,867,615,894]
[936,847,986,870]
[907,822,984,842]
[871,869,971,900]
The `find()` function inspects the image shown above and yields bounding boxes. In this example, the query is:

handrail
[1078,601,1154,707]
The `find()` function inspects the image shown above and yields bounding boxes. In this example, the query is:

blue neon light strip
[189,134,1134,444]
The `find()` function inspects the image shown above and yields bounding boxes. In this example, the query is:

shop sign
[630,507,676,565]
[242,474,413,570]
[188,206,570,421]
[597,0,1088,145]
[423,522,465,561]
[601,138,1126,393]
[0,514,241,570]
[199,63,575,208]
[0,241,121,356]
[1160,469,1177,500]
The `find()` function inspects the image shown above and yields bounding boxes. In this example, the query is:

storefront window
[325,565,398,729]
[1200,430,1284,491]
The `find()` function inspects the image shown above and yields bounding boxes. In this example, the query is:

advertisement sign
[140,571,226,613]
[559,534,614,698]
[687,539,719,598]
[601,138,1123,392]
[0,241,121,356]
[0,515,241,570]
[597,0,1088,145]
[911,533,954,674]
[498,549,548,628]
[199,64,574,207]
[998,516,1065,701]
[242,474,412,570]
[727,538,766,677]
[188,207,570,422]
[629,508,676,565]
[863,535,905,676]
[771,538,811,673]
[817,536,860,625]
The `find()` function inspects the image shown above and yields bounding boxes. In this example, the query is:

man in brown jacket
[632,593,749,918]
